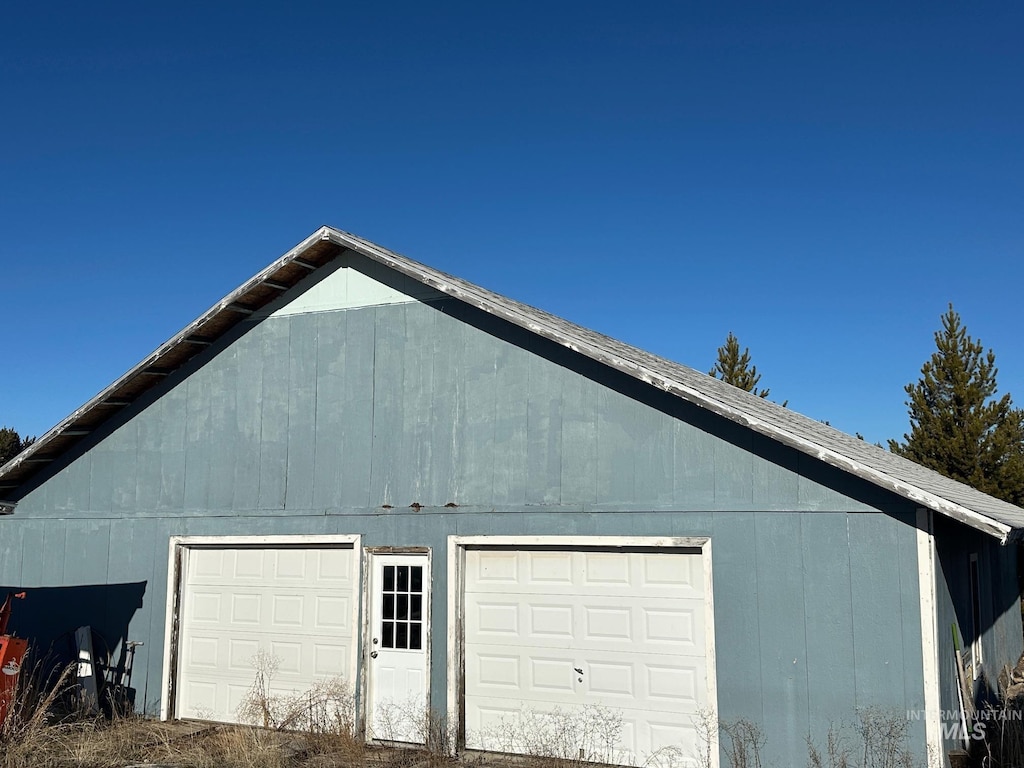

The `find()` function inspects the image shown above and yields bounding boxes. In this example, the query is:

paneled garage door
[175,544,357,722]
[464,547,710,766]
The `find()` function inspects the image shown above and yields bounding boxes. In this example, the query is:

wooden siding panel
[18,521,44,586]
[312,310,348,511]
[285,313,318,511]
[257,321,289,510]
[849,512,906,707]
[491,342,529,506]
[370,305,405,507]
[458,323,497,505]
[710,512,763,723]
[751,437,800,509]
[754,512,809,762]
[402,303,438,504]
[232,325,263,511]
[428,313,464,504]
[673,421,715,507]
[65,453,93,514]
[559,372,598,506]
[339,309,374,508]
[526,351,563,504]
[110,420,139,513]
[153,385,187,511]
[183,361,213,513]
[801,513,856,738]
[205,345,238,512]
[714,437,753,508]
[89,432,121,515]
[45,464,71,513]
[39,518,67,586]
[596,386,635,504]
[64,519,111,585]
[0,520,24,587]
[633,400,674,505]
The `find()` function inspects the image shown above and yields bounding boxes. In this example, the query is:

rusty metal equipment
[0,591,27,727]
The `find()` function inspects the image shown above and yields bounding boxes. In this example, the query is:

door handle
[574,667,583,675]
[371,650,378,659]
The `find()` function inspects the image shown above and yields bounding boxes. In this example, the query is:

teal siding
[0,294,961,765]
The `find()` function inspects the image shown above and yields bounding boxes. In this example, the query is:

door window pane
[379,563,426,650]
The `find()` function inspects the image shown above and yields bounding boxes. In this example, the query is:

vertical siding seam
[282,323,294,508]
[753,512,765,729]
[488,344,498,506]
[799,514,812,741]
[368,307,378,505]
[846,513,860,708]
[896,514,909,711]
[311,316,320,513]
[255,327,265,511]
[181,379,192,515]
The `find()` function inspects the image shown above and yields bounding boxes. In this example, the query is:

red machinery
[0,591,27,727]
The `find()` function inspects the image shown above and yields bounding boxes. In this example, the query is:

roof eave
[327,228,1022,544]
[0,227,344,492]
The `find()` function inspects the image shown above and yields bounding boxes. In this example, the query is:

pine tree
[709,332,772,399]
[889,305,1024,505]
[0,427,34,467]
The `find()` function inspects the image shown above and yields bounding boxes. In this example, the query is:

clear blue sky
[2,2,1022,447]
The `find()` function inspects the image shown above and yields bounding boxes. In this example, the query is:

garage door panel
[176,544,356,723]
[469,598,704,656]
[468,550,703,599]
[464,547,710,766]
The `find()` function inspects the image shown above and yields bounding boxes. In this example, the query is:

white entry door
[366,553,430,743]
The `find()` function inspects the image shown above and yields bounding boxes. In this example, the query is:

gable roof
[3,226,1023,541]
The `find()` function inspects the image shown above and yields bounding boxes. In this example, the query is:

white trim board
[915,509,942,766]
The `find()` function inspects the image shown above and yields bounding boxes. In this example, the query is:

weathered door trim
[446,534,719,765]
[159,533,362,722]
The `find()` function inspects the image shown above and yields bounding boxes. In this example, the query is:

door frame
[446,535,718,763]
[159,533,362,722]
[361,546,432,744]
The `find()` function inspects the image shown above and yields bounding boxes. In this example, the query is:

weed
[719,719,765,768]
[855,708,917,768]
[806,723,852,768]
[476,704,636,766]
[236,649,357,743]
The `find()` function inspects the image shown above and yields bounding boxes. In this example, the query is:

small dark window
[970,557,982,643]
[969,554,983,673]
[379,563,425,651]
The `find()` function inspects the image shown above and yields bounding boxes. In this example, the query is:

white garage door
[175,545,357,723]
[464,547,709,766]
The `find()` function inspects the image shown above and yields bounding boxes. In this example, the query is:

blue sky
[2,2,1022,447]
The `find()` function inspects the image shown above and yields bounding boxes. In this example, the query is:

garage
[455,537,715,767]
[166,536,360,723]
